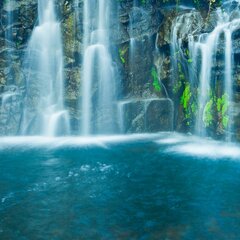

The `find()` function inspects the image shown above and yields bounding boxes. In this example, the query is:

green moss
[180,83,191,110]
[151,67,161,92]
[203,99,214,127]
[217,93,229,129]
[180,83,198,127]
[178,63,185,81]
[173,60,186,94]
[191,102,197,115]
[175,60,197,127]
[184,49,193,63]
[173,81,182,94]
[119,46,128,64]
[222,116,229,129]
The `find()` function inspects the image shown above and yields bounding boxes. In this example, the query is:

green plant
[173,63,184,94]
[203,99,214,127]
[180,83,198,126]
[181,83,191,110]
[151,67,161,92]
[118,46,128,64]
[217,93,229,129]
[184,49,193,64]
[173,80,182,94]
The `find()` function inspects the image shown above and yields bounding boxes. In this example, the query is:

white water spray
[21,0,70,136]
[81,0,117,135]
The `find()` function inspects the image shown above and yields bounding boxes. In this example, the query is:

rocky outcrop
[158,4,240,140]
[0,0,239,139]
[120,98,173,133]
[0,85,23,135]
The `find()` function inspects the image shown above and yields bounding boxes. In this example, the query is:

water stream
[21,0,70,136]
[81,0,118,135]
[171,1,240,140]
[1,1,240,239]
[193,8,239,139]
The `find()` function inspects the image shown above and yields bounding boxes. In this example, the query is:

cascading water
[81,0,118,135]
[193,29,220,137]
[171,13,193,86]
[171,1,240,141]
[193,5,240,140]
[21,0,70,136]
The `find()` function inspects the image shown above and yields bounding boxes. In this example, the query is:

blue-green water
[1,134,240,239]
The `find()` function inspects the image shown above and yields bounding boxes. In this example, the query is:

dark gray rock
[120,98,173,133]
[0,85,23,135]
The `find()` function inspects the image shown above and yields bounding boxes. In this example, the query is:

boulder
[119,98,173,133]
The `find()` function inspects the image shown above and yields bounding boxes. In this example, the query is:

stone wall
[1,0,239,139]
[156,6,240,140]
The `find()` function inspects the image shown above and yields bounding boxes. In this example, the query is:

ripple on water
[1,133,240,239]
[1,192,14,204]
[42,158,60,166]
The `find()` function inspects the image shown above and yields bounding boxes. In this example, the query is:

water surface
[1,133,240,239]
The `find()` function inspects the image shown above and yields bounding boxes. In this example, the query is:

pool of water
[1,133,240,239]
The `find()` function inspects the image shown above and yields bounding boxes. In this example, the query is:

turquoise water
[1,134,240,239]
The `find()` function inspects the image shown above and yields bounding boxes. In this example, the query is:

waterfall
[193,7,240,140]
[81,0,117,135]
[171,1,240,140]
[21,0,70,136]
[224,29,233,140]
[194,29,220,137]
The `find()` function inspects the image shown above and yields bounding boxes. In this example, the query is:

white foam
[153,133,240,159]
[158,134,240,159]
[1,133,240,160]
[168,143,240,159]
[0,133,161,150]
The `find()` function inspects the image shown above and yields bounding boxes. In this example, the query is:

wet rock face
[164,5,240,140]
[146,99,174,132]
[0,85,23,135]
[0,0,239,138]
[121,99,174,133]
[0,0,38,135]
[120,36,157,98]
[0,0,38,89]
[116,2,165,99]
